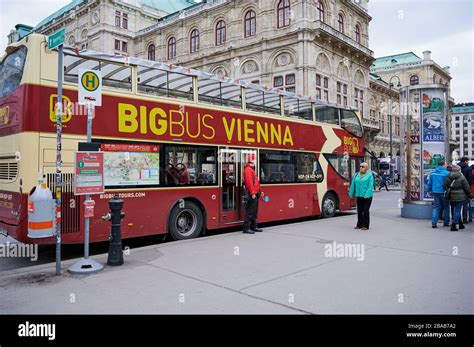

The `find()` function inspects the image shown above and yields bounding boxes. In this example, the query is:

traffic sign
[74,151,104,195]
[78,69,102,106]
[48,28,65,50]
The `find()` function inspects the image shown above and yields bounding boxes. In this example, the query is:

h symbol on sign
[85,74,96,89]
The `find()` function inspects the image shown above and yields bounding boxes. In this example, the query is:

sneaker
[361,227,369,231]
[252,228,263,232]
[450,225,458,232]
[354,226,361,229]
[243,229,255,234]
[432,225,437,228]
[459,224,465,230]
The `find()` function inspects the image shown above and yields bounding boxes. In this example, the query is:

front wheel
[321,193,337,218]
[168,201,204,240]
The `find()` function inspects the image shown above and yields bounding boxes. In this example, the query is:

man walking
[243,159,262,234]
[426,161,450,228]
[457,157,472,223]
[378,172,390,191]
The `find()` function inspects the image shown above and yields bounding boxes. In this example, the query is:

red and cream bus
[0,34,365,244]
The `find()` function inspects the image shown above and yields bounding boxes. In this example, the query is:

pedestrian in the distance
[470,163,474,222]
[349,162,374,231]
[243,159,262,234]
[445,165,473,231]
[378,172,390,191]
[426,161,450,228]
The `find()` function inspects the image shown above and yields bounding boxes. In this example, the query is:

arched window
[244,10,256,37]
[190,29,199,53]
[355,24,361,44]
[215,20,226,46]
[277,0,291,28]
[147,44,155,61]
[337,13,344,33]
[410,75,419,85]
[317,0,325,22]
[168,37,176,59]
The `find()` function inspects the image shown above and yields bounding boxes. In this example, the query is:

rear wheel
[168,201,203,240]
[321,193,337,218]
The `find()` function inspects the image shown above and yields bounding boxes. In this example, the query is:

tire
[321,193,337,218]
[168,201,204,240]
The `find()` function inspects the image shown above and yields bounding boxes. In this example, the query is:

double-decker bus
[0,34,365,244]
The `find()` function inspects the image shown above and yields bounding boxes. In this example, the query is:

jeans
[470,200,474,221]
[462,200,469,221]
[452,202,463,225]
[356,197,373,228]
[432,193,450,226]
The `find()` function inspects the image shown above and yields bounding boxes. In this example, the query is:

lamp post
[389,75,402,185]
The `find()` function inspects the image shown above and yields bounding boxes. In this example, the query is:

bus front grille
[46,173,81,234]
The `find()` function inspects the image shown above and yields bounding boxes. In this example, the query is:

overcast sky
[1,0,473,102]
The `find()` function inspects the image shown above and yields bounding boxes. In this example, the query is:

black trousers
[243,193,260,231]
[379,182,389,191]
[356,197,372,229]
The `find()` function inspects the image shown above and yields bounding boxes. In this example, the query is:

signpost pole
[68,72,103,274]
[55,43,63,276]
[84,103,93,260]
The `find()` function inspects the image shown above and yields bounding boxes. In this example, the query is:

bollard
[102,193,125,266]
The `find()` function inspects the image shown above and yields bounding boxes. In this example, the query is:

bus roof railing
[60,45,357,113]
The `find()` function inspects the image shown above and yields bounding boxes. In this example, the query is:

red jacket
[244,163,260,195]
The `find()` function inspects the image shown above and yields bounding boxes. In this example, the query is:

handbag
[444,178,457,200]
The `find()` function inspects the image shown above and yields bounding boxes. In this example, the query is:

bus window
[315,106,339,125]
[283,97,313,120]
[341,109,363,138]
[138,66,193,101]
[295,152,324,183]
[245,88,281,116]
[0,46,27,98]
[324,153,350,181]
[197,76,242,109]
[164,145,217,186]
[64,55,131,90]
[101,62,132,90]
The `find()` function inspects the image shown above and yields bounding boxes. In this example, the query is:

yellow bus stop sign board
[78,69,102,106]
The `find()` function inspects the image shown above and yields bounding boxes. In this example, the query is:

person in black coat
[457,157,472,223]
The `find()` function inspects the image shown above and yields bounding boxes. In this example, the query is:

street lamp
[389,75,402,185]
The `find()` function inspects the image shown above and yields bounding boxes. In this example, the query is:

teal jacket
[349,171,374,198]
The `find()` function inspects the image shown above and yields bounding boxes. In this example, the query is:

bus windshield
[340,109,363,138]
[0,46,27,99]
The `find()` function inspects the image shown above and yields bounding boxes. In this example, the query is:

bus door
[219,149,257,224]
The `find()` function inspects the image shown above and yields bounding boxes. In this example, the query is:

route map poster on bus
[101,143,160,186]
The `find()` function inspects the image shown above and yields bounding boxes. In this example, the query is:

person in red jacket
[243,159,262,234]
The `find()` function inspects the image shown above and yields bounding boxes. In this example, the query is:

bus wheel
[168,201,203,240]
[321,193,337,218]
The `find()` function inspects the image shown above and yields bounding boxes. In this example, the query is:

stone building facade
[6,0,454,169]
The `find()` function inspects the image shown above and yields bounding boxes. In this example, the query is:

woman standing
[445,165,473,231]
[349,162,374,231]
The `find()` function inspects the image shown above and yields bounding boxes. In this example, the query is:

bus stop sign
[78,69,102,106]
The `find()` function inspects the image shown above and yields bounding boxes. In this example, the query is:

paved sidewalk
[0,192,472,314]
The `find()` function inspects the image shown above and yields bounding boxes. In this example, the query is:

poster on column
[421,89,446,200]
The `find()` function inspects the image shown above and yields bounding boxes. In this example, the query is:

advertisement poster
[102,144,160,186]
[421,89,446,201]
[409,146,421,201]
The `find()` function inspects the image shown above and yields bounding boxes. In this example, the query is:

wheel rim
[324,198,336,215]
[175,209,198,237]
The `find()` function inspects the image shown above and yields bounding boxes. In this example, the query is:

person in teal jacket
[349,162,374,230]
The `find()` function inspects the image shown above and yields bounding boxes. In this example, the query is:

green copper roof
[32,0,199,32]
[33,0,85,31]
[139,0,199,13]
[371,52,421,70]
